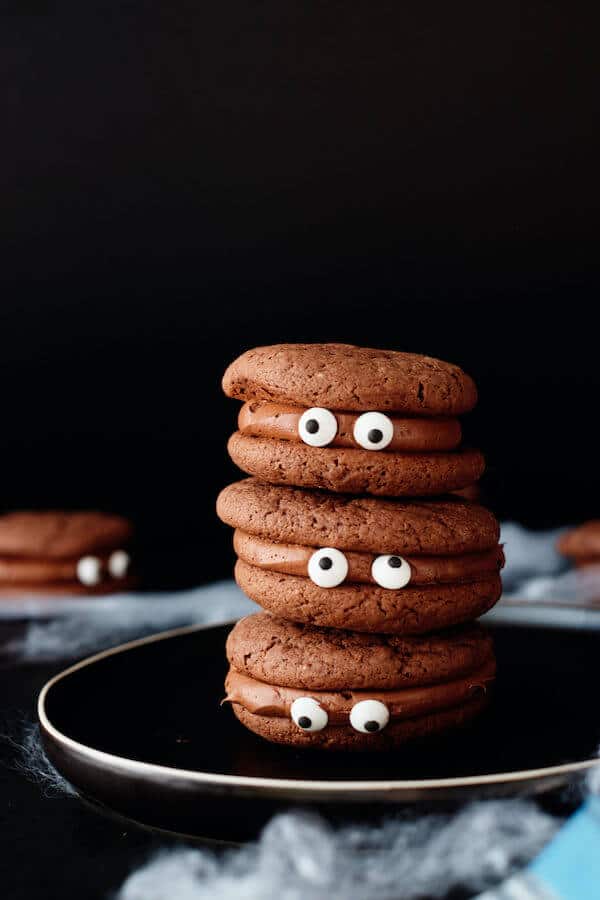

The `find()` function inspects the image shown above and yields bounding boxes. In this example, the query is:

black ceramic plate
[39,620,600,840]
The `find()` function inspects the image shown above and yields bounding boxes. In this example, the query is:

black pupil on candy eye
[364,720,380,732]
[368,428,383,443]
[388,556,402,568]
[319,557,333,570]
[305,419,319,434]
[298,716,312,729]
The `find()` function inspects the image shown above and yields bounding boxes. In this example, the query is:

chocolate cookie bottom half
[235,561,501,633]
[228,432,484,497]
[231,695,489,751]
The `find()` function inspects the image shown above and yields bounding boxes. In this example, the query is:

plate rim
[38,619,600,795]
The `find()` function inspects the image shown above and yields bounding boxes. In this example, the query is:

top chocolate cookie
[0,511,133,558]
[223,344,477,416]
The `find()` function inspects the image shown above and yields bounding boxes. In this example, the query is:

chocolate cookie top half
[226,612,494,691]
[0,511,133,559]
[217,479,499,556]
[223,343,477,416]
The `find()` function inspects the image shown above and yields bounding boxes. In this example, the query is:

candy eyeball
[76,555,102,586]
[349,699,390,734]
[308,547,349,588]
[298,407,338,447]
[353,412,394,450]
[291,697,328,732]
[371,554,411,589]
[108,549,131,579]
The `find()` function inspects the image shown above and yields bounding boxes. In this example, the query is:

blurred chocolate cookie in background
[0,510,136,596]
[558,522,600,570]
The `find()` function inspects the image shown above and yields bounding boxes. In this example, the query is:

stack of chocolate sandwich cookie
[218,344,503,750]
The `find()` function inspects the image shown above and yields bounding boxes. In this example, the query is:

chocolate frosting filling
[224,660,496,723]
[238,401,462,452]
[0,554,112,584]
[234,530,504,586]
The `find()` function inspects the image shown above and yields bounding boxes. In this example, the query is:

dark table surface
[0,619,590,900]
[0,621,203,900]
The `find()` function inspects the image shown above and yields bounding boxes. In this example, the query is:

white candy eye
[371,554,412,589]
[298,407,338,447]
[108,549,130,579]
[291,697,328,732]
[349,699,390,734]
[76,555,102,586]
[308,547,348,587]
[353,412,394,450]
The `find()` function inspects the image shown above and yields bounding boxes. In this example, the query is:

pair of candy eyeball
[298,408,394,451]
[291,697,390,734]
[308,548,411,590]
[76,550,131,586]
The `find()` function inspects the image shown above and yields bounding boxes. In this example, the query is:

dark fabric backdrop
[2,1,599,587]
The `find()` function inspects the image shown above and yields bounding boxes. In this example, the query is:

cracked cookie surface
[217,479,500,555]
[223,343,477,415]
[235,561,501,633]
[227,433,484,496]
[226,612,495,690]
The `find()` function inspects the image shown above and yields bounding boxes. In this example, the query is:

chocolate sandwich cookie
[217,479,503,633]
[223,344,483,496]
[0,511,136,596]
[558,522,600,569]
[224,612,495,750]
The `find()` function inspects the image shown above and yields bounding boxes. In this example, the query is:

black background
[1,5,600,898]
[2,1,599,588]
